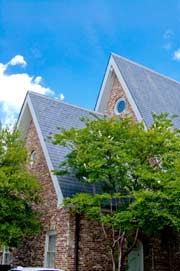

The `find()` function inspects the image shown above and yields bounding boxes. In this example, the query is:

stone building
[5,53,180,270]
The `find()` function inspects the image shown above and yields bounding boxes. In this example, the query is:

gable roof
[18,91,103,204]
[18,54,180,204]
[96,53,180,128]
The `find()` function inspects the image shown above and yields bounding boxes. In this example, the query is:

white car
[9,267,64,271]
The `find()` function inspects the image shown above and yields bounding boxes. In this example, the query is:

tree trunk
[110,247,116,271]
[118,233,125,271]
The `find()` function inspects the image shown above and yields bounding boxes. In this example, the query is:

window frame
[44,231,56,268]
[114,98,126,115]
[2,247,10,265]
[29,150,37,166]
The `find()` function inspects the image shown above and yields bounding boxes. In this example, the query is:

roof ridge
[111,52,180,87]
[28,91,104,116]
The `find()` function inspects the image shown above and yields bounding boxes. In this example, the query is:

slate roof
[112,53,180,128]
[28,54,180,197]
[28,92,103,197]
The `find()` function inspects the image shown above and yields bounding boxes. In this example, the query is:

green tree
[0,127,41,248]
[52,114,180,271]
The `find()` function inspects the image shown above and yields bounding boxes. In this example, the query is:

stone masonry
[12,120,112,271]
[105,71,137,121]
[13,120,75,271]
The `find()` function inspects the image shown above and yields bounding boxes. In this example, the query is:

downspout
[74,214,80,271]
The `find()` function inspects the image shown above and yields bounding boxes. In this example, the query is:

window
[128,241,144,271]
[115,98,126,114]
[45,231,56,268]
[29,150,37,166]
[2,247,10,264]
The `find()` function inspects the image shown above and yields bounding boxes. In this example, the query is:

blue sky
[1,0,180,124]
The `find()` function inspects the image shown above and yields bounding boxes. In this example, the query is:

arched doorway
[128,241,144,271]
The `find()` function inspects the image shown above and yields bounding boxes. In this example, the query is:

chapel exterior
[3,53,180,271]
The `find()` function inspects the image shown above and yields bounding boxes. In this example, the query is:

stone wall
[143,236,169,271]
[78,218,112,271]
[105,71,137,120]
[12,120,75,270]
[12,120,114,271]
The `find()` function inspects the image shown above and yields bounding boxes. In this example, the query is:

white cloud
[34,76,42,84]
[8,55,27,67]
[0,55,54,125]
[60,93,65,100]
[173,48,180,61]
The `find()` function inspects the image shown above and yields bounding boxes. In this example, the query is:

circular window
[115,99,126,114]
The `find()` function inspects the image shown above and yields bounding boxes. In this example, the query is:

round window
[115,99,126,114]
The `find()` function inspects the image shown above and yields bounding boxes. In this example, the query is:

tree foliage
[0,128,41,247]
[52,114,180,271]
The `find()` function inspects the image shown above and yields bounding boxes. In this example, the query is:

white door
[128,242,143,271]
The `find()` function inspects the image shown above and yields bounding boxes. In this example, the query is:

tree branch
[123,228,139,259]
